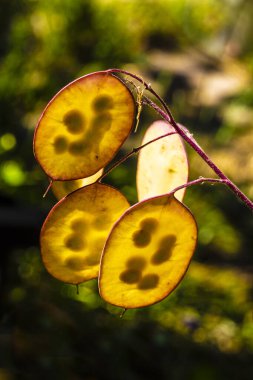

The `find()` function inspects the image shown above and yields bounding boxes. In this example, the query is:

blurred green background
[1,0,253,379]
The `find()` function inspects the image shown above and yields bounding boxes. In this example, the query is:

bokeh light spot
[0,133,16,151]
[0,160,26,186]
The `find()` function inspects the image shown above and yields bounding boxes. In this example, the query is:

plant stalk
[97,131,177,182]
[108,68,253,211]
[143,96,253,211]
[169,177,226,195]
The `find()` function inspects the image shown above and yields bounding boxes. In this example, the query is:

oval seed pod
[40,183,130,284]
[99,194,197,309]
[137,120,188,202]
[52,169,103,200]
[34,71,135,180]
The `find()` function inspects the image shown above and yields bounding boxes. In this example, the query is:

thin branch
[120,308,127,318]
[168,177,227,196]
[142,96,253,211]
[107,68,173,122]
[109,70,252,210]
[110,67,253,210]
[97,131,177,182]
[43,179,53,198]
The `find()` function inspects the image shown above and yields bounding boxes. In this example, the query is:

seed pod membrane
[137,120,188,201]
[34,71,135,180]
[99,194,197,308]
[52,169,103,199]
[41,183,130,284]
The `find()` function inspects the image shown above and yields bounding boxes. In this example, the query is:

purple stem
[107,68,172,121]
[144,96,253,211]
[98,131,177,182]
[168,177,226,196]
[108,68,253,211]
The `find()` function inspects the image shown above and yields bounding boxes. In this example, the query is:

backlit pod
[99,194,197,308]
[137,120,188,202]
[34,71,135,180]
[41,183,130,284]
